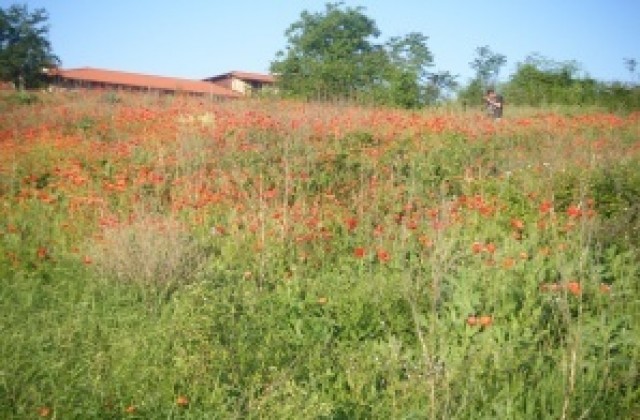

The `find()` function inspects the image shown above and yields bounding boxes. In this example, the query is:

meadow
[1,91,639,419]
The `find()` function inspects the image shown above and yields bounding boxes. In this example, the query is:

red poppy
[510,218,525,231]
[38,406,52,417]
[539,200,553,214]
[479,315,493,327]
[566,281,582,296]
[345,217,358,232]
[353,247,366,259]
[176,395,189,407]
[566,204,582,218]
[37,247,48,260]
[376,249,391,263]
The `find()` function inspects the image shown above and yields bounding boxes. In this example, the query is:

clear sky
[6,0,640,84]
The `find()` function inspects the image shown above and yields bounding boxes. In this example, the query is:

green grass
[1,92,639,418]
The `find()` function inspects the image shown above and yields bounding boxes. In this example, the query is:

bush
[88,213,205,292]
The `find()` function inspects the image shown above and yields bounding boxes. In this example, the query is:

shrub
[88,213,204,292]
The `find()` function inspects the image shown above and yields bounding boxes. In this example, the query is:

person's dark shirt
[493,94,503,118]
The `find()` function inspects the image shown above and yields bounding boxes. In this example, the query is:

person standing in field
[485,88,503,120]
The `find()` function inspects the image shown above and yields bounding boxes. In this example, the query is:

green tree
[0,3,59,89]
[624,57,638,84]
[270,2,442,108]
[425,70,458,104]
[270,2,384,101]
[383,32,437,107]
[504,53,590,105]
[469,45,506,88]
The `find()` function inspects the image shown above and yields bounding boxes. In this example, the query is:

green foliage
[502,54,640,110]
[0,3,60,89]
[270,3,443,108]
[270,2,383,100]
[469,45,507,88]
[590,161,640,253]
[3,89,39,105]
[2,96,640,417]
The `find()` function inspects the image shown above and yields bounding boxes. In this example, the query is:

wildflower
[176,395,189,407]
[353,247,366,259]
[418,235,433,248]
[37,247,48,260]
[566,204,582,218]
[471,242,483,254]
[344,217,358,232]
[376,249,391,263]
[38,406,52,417]
[599,283,612,294]
[317,296,328,305]
[466,315,478,326]
[510,218,525,231]
[502,257,515,269]
[125,405,136,414]
[479,315,493,327]
[566,281,582,296]
[539,200,553,214]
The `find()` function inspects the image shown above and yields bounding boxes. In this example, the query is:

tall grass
[1,91,639,418]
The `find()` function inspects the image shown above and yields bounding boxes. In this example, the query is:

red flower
[38,406,52,417]
[176,395,189,407]
[376,249,391,263]
[510,218,525,231]
[566,281,582,296]
[353,247,366,259]
[566,204,582,218]
[539,200,553,214]
[479,315,493,327]
[37,247,48,260]
[345,217,358,232]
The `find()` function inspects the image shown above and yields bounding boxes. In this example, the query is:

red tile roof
[203,71,276,84]
[50,67,241,97]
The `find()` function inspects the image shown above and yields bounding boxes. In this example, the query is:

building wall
[231,78,250,95]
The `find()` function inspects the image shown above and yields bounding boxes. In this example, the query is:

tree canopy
[0,3,59,89]
[270,2,450,108]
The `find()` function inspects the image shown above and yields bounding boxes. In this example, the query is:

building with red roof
[48,67,241,98]
[203,71,277,96]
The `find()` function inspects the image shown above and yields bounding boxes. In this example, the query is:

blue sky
[6,0,640,84]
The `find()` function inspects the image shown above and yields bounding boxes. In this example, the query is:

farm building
[203,71,276,96]
[46,67,241,98]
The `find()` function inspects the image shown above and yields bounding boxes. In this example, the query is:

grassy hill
[1,91,639,418]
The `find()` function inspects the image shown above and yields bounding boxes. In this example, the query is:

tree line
[2,2,638,110]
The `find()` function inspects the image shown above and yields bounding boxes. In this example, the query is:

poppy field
[1,91,639,418]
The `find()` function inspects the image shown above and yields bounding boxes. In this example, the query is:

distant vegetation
[0,4,59,89]
[271,2,640,110]
[1,1,638,110]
